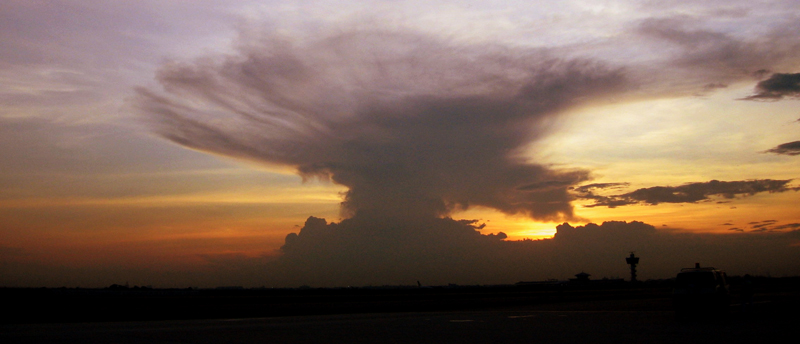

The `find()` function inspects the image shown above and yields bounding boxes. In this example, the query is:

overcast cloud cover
[2,1,800,287]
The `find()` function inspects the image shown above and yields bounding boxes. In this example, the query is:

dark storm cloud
[742,73,800,100]
[134,17,800,287]
[578,179,796,208]
[764,141,800,156]
[136,19,800,223]
[259,218,800,287]
[137,30,629,221]
[275,215,511,285]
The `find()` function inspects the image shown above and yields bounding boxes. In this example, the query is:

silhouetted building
[570,272,591,284]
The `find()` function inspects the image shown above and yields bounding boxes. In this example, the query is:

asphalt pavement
[1,298,793,344]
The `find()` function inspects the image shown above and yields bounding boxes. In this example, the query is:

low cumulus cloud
[577,179,797,208]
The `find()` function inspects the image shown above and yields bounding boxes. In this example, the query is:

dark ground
[1,283,676,324]
[1,278,798,343]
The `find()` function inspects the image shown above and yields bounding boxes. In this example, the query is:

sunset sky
[2,0,799,288]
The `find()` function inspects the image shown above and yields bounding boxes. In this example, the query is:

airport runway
[1,299,792,344]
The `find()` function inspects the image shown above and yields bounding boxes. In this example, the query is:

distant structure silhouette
[570,272,591,284]
[626,252,640,282]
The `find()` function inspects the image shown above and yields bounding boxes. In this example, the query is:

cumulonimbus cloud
[136,30,630,222]
[134,22,800,287]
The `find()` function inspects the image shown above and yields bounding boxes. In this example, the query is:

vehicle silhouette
[673,263,730,320]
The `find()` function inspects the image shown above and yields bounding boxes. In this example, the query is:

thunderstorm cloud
[134,20,800,286]
[137,30,629,222]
